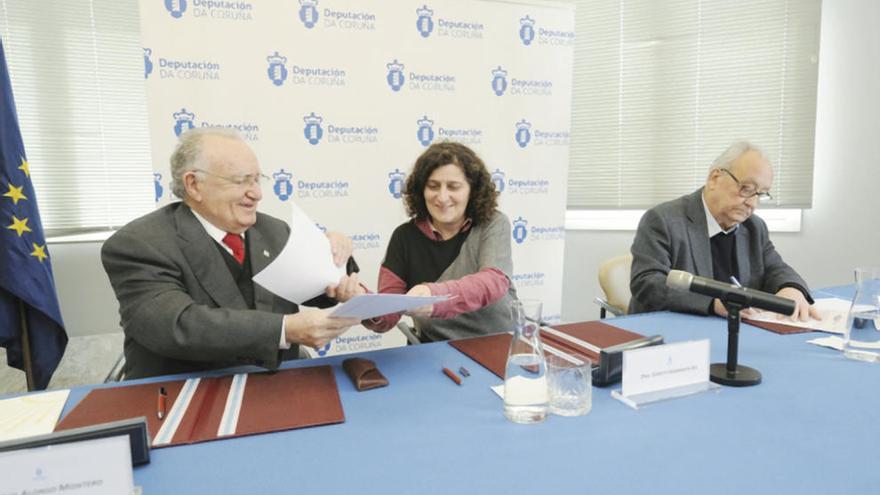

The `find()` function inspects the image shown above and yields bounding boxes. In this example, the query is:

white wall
[51,242,120,336]
[562,0,880,322]
[51,0,880,336]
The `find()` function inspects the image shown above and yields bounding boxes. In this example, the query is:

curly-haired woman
[365,142,516,342]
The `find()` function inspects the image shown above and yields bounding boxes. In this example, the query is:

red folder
[742,318,817,335]
[449,321,645,379]
[55,365,344,448]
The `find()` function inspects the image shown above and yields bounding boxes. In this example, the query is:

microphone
[666,270,796,316]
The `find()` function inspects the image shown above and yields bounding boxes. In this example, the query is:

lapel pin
[263,250,270,258]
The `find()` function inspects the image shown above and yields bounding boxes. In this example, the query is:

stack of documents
[744,297,853,335]
[0,390,69,442]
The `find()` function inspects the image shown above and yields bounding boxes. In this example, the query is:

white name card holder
[0,434,135,494]
[611,339,720,410]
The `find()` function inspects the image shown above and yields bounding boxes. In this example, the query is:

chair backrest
[598,254,633,315]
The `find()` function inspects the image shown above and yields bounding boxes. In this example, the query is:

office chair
[104,353,126,382]
[594,254,633,318]
[396,317,422,346]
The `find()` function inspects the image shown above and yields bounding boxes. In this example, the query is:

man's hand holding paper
[253,203,360,304]
[284,308,360,349]
[325,231,354,268]
[326,272,365,303]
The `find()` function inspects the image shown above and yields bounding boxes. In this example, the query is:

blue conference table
[59,285,879,494]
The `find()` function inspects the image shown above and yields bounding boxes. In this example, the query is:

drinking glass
[547,354,592,416]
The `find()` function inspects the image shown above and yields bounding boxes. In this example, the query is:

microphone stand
[710,301,762,387]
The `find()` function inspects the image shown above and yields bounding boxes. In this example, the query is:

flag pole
[18,299,36,391]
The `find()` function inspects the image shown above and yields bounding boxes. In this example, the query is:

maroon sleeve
[425,268,510,319]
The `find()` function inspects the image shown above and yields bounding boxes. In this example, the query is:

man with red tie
[102,128,363,379]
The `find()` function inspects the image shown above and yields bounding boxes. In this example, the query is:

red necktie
[222,233,245,265]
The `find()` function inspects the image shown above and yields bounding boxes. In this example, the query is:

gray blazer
[101,202,300,379]
[628,188,809,315]
[412,211,517,341]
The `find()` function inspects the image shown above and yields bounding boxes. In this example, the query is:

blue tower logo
[173,108,196,137]
[153,172,163,202]
[512,217,528,244]
[491,168,506,194]
[303,112,324,145]
[416,5,434,38]
[316,342,332,356]
[416,116,435,147]
[491,66,508,96]
[388,169,406,199]
[266,52,288,86]
[299,0,319,29]
[519,16,536,46]
[386,59,406,92]
[164,0,187,19]
[272,169,294,201]
[144,48,153,79]
[515,119,532,148]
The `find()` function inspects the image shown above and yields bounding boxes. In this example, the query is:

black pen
[157,386,167,420]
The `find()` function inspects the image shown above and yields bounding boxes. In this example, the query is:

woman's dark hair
[403,142,498,226]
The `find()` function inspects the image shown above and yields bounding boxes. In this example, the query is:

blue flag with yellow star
[0,37,67,390]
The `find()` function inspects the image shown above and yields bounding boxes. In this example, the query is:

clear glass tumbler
[547,354,592,416]
[503,299,549,424]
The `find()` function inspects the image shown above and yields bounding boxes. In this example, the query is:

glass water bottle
[503,299,549,424]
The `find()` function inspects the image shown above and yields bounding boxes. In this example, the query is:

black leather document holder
[593,335,664,387]
[0,416,151,466]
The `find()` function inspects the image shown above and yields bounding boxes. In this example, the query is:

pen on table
[157,386,167,420]
[442,367,462,386]
[729,276,743,288]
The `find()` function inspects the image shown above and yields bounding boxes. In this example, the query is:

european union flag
[0,37,67,390]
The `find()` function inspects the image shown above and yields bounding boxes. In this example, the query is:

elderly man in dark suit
[102,127,363,379]
[629,141,819,321]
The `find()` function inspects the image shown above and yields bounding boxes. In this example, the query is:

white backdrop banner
[139,0,574,356]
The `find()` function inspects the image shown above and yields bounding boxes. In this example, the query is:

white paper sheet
[0,389,70,442]
[746,297,855,334]
[808,335,880,351]
[252,202,345,304]
[329,293,449,320]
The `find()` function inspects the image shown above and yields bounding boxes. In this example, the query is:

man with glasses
[628,141,819,320]
[101,127,364,379]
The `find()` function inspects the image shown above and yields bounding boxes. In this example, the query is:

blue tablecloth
[59,284,879,494]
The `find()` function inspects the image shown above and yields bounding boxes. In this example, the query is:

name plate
[621,339,710,397]
[0,435,134,495]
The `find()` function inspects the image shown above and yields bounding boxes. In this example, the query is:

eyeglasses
[718,168,773,202]
[193,168,269,187]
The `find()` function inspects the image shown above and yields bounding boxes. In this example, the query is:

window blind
[1,0,152,235]
[568,0,821,209]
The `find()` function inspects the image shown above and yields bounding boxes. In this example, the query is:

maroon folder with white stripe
[449,321,644,378]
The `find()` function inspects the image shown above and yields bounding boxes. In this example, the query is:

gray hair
[710,141,767,172]
[170,127,243,199]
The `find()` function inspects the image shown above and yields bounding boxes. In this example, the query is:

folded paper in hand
[253,202,345,304]
[330,293,449,320]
